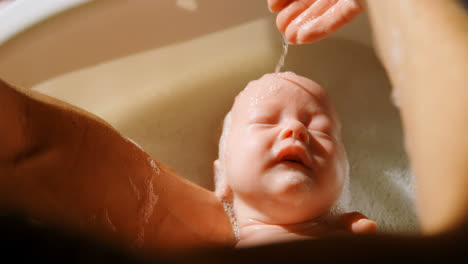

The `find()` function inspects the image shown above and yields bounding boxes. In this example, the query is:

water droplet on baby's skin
[268,83,281,95]
[248,94,263,106]
[248,96,255,106]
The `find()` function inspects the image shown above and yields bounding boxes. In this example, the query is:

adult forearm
[0,79,235,252]
[365,0,468,234]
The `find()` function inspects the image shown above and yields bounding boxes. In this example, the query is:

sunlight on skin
[267,0,363,44]
[214,72,377,247]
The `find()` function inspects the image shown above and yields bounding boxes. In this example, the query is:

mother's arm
[364,0,468,235]
[0,78,235,253]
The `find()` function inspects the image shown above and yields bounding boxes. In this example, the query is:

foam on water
[222,200,240,242]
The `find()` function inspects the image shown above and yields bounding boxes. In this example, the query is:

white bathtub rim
[0,0,91,46]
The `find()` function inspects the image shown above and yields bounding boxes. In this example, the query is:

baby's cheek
[311,138,340,174]
[311,136,336,157]
[322,139,337,157]
[246,127,276,151]
[309,115,333,135]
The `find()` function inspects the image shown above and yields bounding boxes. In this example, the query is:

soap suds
[148,157,161,175]
[222,200,240,242]
[134,158,161,246]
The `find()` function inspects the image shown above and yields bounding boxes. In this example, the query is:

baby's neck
[231,199,334,247]
[236,218,318,247]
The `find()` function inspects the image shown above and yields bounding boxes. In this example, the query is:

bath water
[274,34,289,73]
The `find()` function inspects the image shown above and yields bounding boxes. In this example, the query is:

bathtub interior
[0,0,418,233]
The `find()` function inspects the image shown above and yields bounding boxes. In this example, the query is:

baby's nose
[280,120,309,144]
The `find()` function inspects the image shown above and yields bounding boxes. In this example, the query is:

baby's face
[223,73,348,223]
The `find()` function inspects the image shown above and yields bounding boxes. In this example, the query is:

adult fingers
[351,218,378,234]
[296,0,363,44]
[283,0,338,44]
[336,211,378,234]
[276,0,318,33]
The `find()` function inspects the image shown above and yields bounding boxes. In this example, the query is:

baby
[214,72,377,247]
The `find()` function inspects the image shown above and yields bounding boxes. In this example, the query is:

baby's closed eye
[249,113,279,125]
[308,115,334,136]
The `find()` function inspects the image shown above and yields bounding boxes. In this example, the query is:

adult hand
[0,79,235,253]
[293,212,378,237]
[267,0,363,44]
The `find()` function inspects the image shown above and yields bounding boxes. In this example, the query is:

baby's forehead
[234,73,330,110]
[242,72,325,97]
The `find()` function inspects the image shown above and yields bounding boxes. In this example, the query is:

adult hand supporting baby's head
[267,0,363,44]
[235,211,378,247]
[283,211,377,238]
[325,211,378,235]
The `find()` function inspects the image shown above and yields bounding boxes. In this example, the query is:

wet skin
[268,0,363,44]
[215,72,376,247]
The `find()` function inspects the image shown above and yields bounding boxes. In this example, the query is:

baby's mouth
[276,145,311,169]
[280,154,305,165]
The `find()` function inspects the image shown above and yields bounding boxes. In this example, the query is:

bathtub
[0,0,418,233]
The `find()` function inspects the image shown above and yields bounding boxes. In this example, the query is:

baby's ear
[213,160,232,200]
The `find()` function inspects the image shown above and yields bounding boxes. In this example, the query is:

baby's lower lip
[274,162,314,178]
[278,160,308,170]
[282,160,303,165]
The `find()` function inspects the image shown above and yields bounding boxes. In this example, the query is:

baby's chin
[270,170,311,190]
[266,171,321,203]
[267,163,315,188]
[260,171,336,216]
